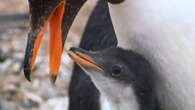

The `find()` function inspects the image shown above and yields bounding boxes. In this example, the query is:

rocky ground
[0,0,96,110]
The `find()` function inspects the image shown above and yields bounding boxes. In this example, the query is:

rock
[35,80,60,100]
[39,97,68,110]
[0,49,7,63]
[0,59,12,75]
[22,91,43,108]
[0,100,19,110]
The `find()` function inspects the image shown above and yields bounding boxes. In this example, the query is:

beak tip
[50,73,58,84]
[24,69,31,82]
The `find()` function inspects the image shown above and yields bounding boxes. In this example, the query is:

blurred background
[0,0,97,110]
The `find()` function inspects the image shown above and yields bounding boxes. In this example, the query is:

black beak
[68,47,103,71]
[23,0,87,83]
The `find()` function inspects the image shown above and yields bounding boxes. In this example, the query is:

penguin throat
[102,86,140,110]
[87,70,141,110]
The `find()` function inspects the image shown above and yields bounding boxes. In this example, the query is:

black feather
[68,1,117,110]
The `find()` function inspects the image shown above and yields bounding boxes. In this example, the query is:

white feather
[108,0,195,110]
[83,69,140,110]
[100,95,111,110]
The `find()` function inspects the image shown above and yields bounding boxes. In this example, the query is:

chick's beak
[24,0,65,83]
[68,47,103,71]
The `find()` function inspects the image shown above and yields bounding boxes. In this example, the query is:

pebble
[39,97,69,110]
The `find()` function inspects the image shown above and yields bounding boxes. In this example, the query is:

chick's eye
[111,65,122,77]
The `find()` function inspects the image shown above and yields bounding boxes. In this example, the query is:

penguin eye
[111,65,122,77]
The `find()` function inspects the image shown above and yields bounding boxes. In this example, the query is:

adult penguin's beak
[23,0,87,83]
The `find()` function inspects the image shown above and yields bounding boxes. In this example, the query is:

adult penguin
[107,1,195,110]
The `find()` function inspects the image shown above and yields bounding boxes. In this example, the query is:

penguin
[107,1,195,110]
[68,47,161,110]
[23,0,195,110]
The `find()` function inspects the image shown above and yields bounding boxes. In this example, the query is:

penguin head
[68,47,156,95]
[68,47,160,110]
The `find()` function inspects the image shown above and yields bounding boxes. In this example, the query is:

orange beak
[23,0,87,83]
[24,0,65,83]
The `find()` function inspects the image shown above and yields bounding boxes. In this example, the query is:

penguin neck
[108,1,195,110]
[100,85,141,110]
[99,84,160,110]
[87,71,141,110]
[108,98,139,110]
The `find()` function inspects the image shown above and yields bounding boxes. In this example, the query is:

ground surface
[0,0,96,110]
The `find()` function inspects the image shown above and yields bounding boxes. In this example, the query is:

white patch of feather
[100,95,111,110]
[84,69,140,110]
